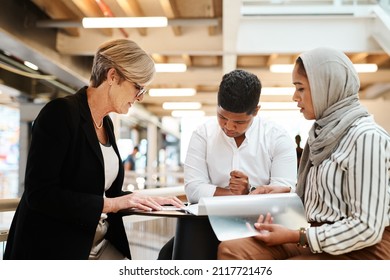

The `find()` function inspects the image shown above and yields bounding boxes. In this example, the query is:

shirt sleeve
[184,128,217,203]
[308,130,390,254]
[267,127,298,191]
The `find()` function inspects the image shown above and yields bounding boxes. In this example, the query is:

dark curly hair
[217,69,262,114]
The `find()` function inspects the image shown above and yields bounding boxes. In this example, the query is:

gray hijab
[296,47,369,200]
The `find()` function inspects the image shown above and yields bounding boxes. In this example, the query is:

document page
[201,193,309,241]
[160,202,207,215]
[181,202,207,216]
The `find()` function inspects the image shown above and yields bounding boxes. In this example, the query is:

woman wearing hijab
[217,47,390,260]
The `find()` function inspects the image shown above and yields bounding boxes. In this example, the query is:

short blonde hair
[90,39,155,87]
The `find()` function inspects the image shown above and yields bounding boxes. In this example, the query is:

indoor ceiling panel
[0,0,389,117]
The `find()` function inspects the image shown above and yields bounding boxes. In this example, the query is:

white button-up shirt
[184,116,297,203]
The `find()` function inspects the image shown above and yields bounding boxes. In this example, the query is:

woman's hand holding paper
[253,213,299,246]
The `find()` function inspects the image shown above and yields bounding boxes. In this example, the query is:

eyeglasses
[133,82,147,98]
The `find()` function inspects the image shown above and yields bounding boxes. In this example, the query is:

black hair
[217,69,261,114]
[295,57,307,78]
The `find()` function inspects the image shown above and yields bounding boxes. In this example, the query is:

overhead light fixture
[163,102,202,110]
[0,62,55,80]
[260,102,299,110]
[262,87,294,95]
[36,18,218,29]
[353,63,378,73]
[269,64,294,73]
[148,88,196,97]
[81,17,168,28]
[24,61,39,71]
[270,63,378,73]
[171,110,206,117]
[155,63,187,72]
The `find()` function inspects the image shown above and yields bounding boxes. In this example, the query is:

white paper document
[181,201,207,215]
[199,193,310,241]
[160,203,207,214]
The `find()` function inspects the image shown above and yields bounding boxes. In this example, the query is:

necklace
[92,116,103,129]
[87,96,103,129]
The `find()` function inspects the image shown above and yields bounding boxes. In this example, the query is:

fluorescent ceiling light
[82,17,168,28]
[148,88,196,97]
[262,87,294,95]
[270,63,378,73]
[269,64,295,73]
[353,63,378,73]
[171,110,205,117]
[155,63,187,72]
[24,61,38,71]
[163,102,202,110]
[260,102,299,110]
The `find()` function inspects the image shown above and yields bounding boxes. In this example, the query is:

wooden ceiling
[1,0,390,117]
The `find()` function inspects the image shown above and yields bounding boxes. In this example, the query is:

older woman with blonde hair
[5,39,183,260]
[217,47,390,260]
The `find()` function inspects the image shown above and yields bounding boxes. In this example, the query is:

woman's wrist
[296,227,308,247]
[103,197,117,213]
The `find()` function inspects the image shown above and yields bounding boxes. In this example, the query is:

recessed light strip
[260,102,299,110]
[270,63,378,73]
[353,63,378,73]
[148,88,196,97]
[262,87,294,95]
[82,17,168,28]
[163,102,202,110]
[171,110,205,117]
[155,63,187,72]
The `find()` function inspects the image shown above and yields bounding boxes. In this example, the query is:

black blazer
[4,87,131,259]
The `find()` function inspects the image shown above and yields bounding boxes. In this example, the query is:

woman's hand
[252,213,299,246]
[149,196,185,208]
[106,193,184,212]
[249,186,291,195]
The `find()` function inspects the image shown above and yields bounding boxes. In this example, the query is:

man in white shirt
[158,69,297,259]
[185,69,297,203]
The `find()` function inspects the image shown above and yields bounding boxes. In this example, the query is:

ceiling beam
[56,27,222,55]
[160,0,182,36]
[31,0,80,36]
[116,0,147,36]
[71,0,113,36]
[222,0,240,74]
